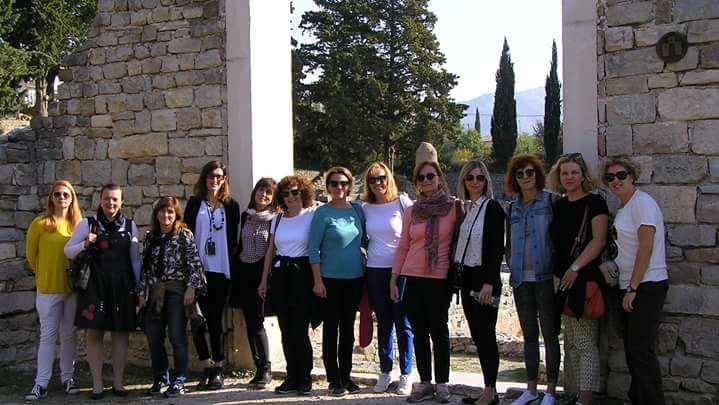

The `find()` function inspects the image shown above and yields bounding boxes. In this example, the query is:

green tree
[490,38,518,172]
[439,128,493,169]
[543,40,562,165]
[0,0,29,116]
[515,133,544,157]
[2,0,96,116]
[474,106,481,135]
[295,0,465,173]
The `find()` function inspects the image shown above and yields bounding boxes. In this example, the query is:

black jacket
[461,199,506,293]
[184,196,241,258]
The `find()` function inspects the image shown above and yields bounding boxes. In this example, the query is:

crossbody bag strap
[569,205,590,258]
[458,198,490,266]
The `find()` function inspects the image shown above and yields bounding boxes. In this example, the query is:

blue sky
[291,0,563,102]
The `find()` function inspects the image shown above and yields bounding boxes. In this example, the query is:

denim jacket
[507,190,556,288]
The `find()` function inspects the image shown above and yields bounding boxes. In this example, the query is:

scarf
[97,207,125,233]
[412,190,453,271]
[245,208,277,222]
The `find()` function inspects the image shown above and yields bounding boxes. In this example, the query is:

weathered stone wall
[597,0,719,403]
[0,0,236,371]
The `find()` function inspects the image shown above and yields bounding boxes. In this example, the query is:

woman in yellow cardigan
[24,180,83,401]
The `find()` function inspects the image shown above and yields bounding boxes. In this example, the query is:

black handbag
[449,198,489,291]
[67,217,98,292]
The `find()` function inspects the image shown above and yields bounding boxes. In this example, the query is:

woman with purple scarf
[390,156,459,404]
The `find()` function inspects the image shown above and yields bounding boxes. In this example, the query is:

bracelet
[627,285,638,293]
[569,263,580,272]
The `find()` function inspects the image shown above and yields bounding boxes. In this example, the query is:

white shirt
[454,196,488,267]
[271,206,316,258]
[614,190,668,289]
[363,196,413,268]
[195,201,230,278]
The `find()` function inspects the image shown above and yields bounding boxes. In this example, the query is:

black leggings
[461,288,499,387]
[321,277,363,385]
[231,260,271,372]
[193,272,229,362]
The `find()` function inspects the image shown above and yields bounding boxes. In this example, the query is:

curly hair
[504,154,546,197]
[548,153,598,194]
[275,175,315,211]
[600,157,642,186]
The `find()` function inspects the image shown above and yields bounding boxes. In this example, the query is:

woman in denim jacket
[504,155,560,405]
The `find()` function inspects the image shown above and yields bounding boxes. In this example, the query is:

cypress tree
[543,40,562,165]
[490,38,518,171]
[474,106,481,135]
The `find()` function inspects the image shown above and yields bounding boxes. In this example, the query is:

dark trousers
[513,279,560,383]
[367,267,414,375]
[623,280,668,405]
[144,291,188,384]
[193,271,229,362]
[235,260,271,373]
[321,277,363,385]
[273,257,314,385]
[404,276,451,384]
[461,288,499,387]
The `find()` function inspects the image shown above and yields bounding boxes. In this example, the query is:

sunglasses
[280,189,301,198]
[604,170,630,183]
[465,174,486,183]
[417,173,437,182]
[368,175,387,185]
[515,168,535,179]
[329,180,349,188]
[53,191,71,199]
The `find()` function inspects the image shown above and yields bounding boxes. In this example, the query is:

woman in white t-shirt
[257,176,317,396]
[361,162,414,395]
[602,158,668,405]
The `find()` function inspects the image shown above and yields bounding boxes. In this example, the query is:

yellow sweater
[26,216,73,294]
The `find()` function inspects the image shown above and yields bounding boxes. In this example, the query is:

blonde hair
[456,159,494,200]
[40,180,82,233]
[549,153,598,194]
[413,161,449,195]
[362,162,399,203]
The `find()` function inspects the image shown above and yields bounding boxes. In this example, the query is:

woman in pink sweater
[390,160,458,404]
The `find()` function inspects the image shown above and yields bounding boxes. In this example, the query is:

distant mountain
[459,86,546,136]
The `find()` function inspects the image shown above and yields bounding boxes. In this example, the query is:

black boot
[197,367,212,390]
[208,367,224,390]
[249,368,272,389]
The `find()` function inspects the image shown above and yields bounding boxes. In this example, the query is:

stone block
[702,360,719,384]
[169,138,204,157]
[133,204,153,226]
[74,137,96,160]
[91,115,113,128]
[202,34,222,51]
[159,185,184,198]
[668,262,702,285]
[682,378,717,393]
[681,70,719,86]
[605,27,633,52]
[108,133,168,159]
[144,91,166,110]
[606,76,648,96]
[62,137,74,160]
[178,54,195,71]
[701,43,719,68]
[113,120,136,137]
[168,38,201,54]
[692,120,719,154]
[203,68,224,84]
[15,211,34,229]
[702,265,719,285]
[128,163,155,185]
[155,156,181,184]
[697,193,719,223]
[669,224,716,247]
[681,318,719,358]
[195,49,222,69]
[0,291,35,315]
[152,74,175,90]
[666,285,719,315]
[126,94,144,112]
[667,47,699,71]
[134,110,151,133]
[123,186,142,206]
[111,159,129,185]
[659,88,719,120]
[0,243,15,260]
[81,161,112,186]
[181,173,198,185]
[106,45,133,63]
[103,62,128,80]
[181,157,207,173]
[642,185,696,223]
[98,81,121,95]
[675,0,719,23]
[95,139,109,160]
[160,55,179,73]
[606,94,656,124]
[151,109,177,132]
[657,323,679,355]
[121,76,148,94]
[606,48,664,78]
[688,19,719,43]
[201,108,222,128]
[204,136,223,156]
[56,160,81,184]
[652,155,706,184]
[175,71,204,86]
[106,95,127,113]
[176,107,201,130]
[141,58,162,74]
[648,73,678,89]
[635,24,687,47]
[164,87,194,108]
[194,85,221,108]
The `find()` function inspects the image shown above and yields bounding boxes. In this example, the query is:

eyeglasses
[53,191,71,199]
[515,168,535,179]
[465,174,486,183]
[604,170,629,183]
[280,189,301,198]
[417,173,437,182]
[207,174,225,180]
[329,180,349,188]
[368,175,387,185]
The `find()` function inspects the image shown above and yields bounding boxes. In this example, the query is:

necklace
[206,201,225,231]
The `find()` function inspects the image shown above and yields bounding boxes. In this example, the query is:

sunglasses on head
[417,173,437,182]
[465,174,486,183]
[368,175,387,185]
[515,168,535,179]
[329,180,349,188]
[280,189,301,198]
[604,170,629,183]
[53,191,71,199]
[560,152,585,160]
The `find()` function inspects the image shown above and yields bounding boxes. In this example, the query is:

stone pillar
[224,0,293,370]
[562,0,599,173]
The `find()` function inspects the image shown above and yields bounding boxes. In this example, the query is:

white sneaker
[397,374,412,395]
[512,390,539,405]
[374,372,392,393]
[540,393,556,405]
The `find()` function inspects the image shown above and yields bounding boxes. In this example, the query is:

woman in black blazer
[453,159,505,405]
[185,161,240,390]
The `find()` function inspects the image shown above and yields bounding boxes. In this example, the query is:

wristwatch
[626,285,638,293]
[569,263,580,272]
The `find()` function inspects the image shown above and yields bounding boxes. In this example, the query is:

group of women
[23,151,668,405]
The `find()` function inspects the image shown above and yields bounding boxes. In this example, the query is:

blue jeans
[367,267,414,375]
[144,290,188,384]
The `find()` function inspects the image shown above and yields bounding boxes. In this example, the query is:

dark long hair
[150,196,186,236]
[194,161,231,203]
[248,177,278,210]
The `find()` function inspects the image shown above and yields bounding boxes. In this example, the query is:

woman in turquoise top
[308,166,365,397]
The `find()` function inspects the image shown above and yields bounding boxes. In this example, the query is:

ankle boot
[208,367,224,390]
[197,367,212,390]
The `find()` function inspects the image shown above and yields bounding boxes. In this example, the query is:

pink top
[392,204,458,279]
